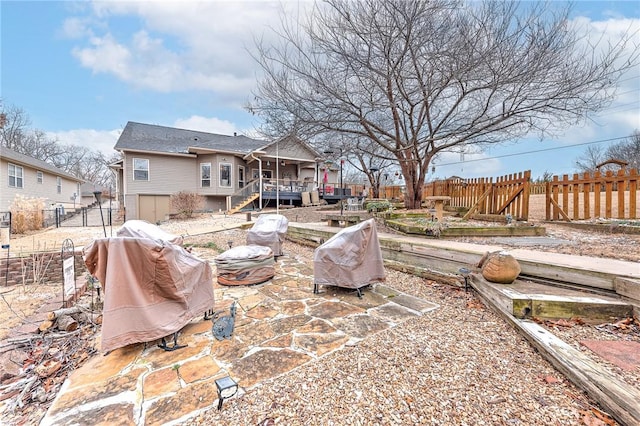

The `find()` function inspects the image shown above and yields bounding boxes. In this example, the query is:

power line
[436,135,629,166]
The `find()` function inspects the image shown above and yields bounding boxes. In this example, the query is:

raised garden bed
[385,214,546,238]
[544,220,640,235]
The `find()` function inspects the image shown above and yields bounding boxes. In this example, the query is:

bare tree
[575,145,606,173]
[249,0,639,208]
[0,101,117,188]
[575,132,640,174]
[606,131,640,170]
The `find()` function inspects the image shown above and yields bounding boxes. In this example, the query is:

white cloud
[173,116,237,135]
[64,1,299,100]
[47,128,122,156]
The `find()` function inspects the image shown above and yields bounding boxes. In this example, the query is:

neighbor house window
[133,158,149,181]
[37,171,43,184]
[57,177,62,194]
[238,166,245,188]
[201,163,211,187]
[219,163,232,187]
[8,163,23,188]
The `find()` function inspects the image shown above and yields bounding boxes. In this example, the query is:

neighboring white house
[0,146,84,212]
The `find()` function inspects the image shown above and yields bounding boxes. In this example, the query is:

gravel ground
[177,217,638,426]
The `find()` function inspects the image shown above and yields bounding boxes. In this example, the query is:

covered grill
[246,214,289,257]
[313,218,385,297]
[83,236,214,353]
[116,219,184,246]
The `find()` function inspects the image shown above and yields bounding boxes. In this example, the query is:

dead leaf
[554,319,575,328]
[581,412,607,426]
[34,360,62,378]
[590,407,616,426]
[544,375,560,384]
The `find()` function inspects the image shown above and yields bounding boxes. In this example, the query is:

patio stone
[49,367,144,417]
[294,333,350,356]
[230,348,311,388]
[48,403,137,426]
[296,318,338,334]
[281,300,307,315]
[307,301,365,320]
[332,314,391,339]
[211,338,249,362]
[179,355,221,384]
[370,302,420,323]
[143,367,181,399]
[145,339,210,369]
[270,314,312,334]
[144,378,219,426]
[580,340,640,371]
[262,334,293,348]
[244,302,280,320]
[235,321,276,346]
[66,344,141,389]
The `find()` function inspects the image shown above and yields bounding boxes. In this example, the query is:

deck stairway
[227,178,260,214]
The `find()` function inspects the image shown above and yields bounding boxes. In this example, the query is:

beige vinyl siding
[1,158,82,211]
[126,154,197,194]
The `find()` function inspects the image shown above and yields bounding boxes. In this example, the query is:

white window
[8,163,23,188]
[37,171,43,184]
[219,162,232,187]
[57,177,62,194]
[238,166,245,188]
[133,158,149,181]
[201,163,211,187]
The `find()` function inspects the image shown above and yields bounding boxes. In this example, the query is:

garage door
[138,195,171,223]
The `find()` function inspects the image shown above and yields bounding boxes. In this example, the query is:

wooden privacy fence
[449,171,531,221]
[546,169,639,221]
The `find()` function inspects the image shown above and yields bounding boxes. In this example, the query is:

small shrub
[170,191,205,219]
[366,199,393,213]
[9,195,46,234]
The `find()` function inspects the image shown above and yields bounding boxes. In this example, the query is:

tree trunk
[38,320,54,333]
[47,304,91,321]
[56,315,78,332]
[402,162,423,209]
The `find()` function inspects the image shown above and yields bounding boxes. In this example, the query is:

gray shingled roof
[0,146,83,182]
[114,122,267,155]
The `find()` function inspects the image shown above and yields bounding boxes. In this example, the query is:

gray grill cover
[246,214,289,256]
[313,218,385,289]
[117,220,183,246]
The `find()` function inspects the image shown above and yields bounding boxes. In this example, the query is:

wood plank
[614,276,640,302]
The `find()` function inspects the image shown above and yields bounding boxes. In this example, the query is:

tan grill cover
[247,214,289,256]
[313,218,385,290]
[117,220,183,246]
[83,237,214,353]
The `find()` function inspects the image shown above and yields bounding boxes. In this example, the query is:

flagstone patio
[41,253,439,426]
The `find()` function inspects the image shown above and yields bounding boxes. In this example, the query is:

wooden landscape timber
[470,274,634,324]
[384,218,546,237]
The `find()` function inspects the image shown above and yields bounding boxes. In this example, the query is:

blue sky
[1,1,639,182]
